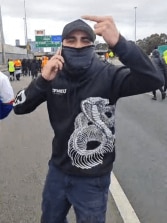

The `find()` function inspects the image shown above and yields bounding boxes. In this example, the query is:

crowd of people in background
[6,48,167,103]
[7,56,49,81]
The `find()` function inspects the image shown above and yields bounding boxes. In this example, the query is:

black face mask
[62,45,95,76]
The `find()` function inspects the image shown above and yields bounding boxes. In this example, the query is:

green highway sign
[35,35,62,48]
[36,42,61,47]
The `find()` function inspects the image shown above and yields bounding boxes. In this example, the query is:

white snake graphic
[68,97,115,169]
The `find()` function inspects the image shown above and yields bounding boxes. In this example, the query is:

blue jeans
[41,160,111,223]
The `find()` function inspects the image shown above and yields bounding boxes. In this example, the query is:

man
[151,49,167,100]
[41,56,49,70]
[163,49,167,64]
[163,49,167,89]
[8,59,15,81]
[30,58,39,79]
[0,71,14,119]
[21,58,28,76]
[13,16,164,223]
[14,59,22,81]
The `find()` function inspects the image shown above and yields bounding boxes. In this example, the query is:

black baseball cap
[62,19,96,42]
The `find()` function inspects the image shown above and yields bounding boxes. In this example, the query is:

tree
[136,33,167,55]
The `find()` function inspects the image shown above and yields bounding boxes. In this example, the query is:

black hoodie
[13,36,164,177]
[151,49,167,84]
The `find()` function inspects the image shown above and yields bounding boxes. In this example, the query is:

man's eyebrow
[77,36,91,42]
[66,36,75,39]
[81,36,90,39]
[65,35,91,41]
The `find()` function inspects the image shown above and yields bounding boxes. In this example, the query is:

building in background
[15,39,20,47]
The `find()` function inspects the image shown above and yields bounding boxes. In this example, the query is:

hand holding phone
[41,47,64,81]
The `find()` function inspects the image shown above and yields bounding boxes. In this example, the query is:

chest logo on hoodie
[52,88,67,95]
[68,97,115,169]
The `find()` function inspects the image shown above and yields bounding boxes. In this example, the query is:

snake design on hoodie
[68,97,115,169]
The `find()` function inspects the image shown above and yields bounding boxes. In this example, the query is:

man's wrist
[41,73,50,81]
[108,34,122,50]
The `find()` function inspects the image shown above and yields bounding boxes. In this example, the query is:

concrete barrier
[0,43,33,64]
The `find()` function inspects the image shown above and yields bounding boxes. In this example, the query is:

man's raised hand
[81,15,120,47]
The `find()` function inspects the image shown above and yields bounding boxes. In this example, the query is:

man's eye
[83,39,91,43]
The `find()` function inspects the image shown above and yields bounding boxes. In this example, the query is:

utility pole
[134,6,137,43]
[0,5,6,64]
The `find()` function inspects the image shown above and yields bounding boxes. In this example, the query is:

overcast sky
[0,0,167,46]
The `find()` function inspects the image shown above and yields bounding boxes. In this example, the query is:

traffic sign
[35,42,61,48]
[51,35,62,42]
[35,35,51,41]
[35,35,62,48]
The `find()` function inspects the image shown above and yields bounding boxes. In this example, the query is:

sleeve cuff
[109,35,127,55]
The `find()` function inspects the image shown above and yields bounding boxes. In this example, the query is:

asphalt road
[0,75,123,223]
[114,93,167,223]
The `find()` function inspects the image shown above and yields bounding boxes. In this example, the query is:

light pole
[0,5,5,64]
[134,6,137,43]
[23,0,28,46]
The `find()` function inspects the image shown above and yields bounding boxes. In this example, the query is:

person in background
[21,58,28,76]
[151,49,167,100]
[14,59,22,81]
[38,58,42,73]
[163,50,167,65]
[0,71,14,119]
[41,56,49,69]
[163,50,167,94]
[105,51,109,61]
[8,59,15,81]
[13,16,164,223]
[109,50,114,59]
[30,58,39,79]
[27,59,32,76]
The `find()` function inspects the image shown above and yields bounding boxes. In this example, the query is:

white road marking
[110,172,141,223]
[146,92,153,96]
[109,91,164,222]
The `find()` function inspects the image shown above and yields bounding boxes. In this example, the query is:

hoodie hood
[152,49,160,58]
